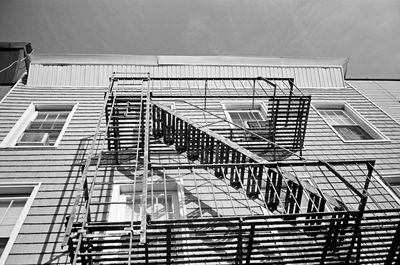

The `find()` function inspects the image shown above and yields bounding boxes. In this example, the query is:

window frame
[221,101,269,129]
[312,101,390,143]
[0,183,40,265]
[392,185,400,197]
[382,174,400,204]
[109,182,185,223]
[297,176,333,213]
[0,103,78,148]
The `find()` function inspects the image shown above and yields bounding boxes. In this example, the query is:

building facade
[0,54,399,264]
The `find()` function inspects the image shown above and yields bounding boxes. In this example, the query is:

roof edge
[31,54,158,65]
[158,55,349,68]
[31,54,349,69]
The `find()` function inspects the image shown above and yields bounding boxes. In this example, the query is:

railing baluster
[265,168,283,211]
[214,141,224,178]
[199,131,206,163]
[163,110,174,145]
[152,104,163,138]
[175,118,186,152]
[209,137,215,164]
[223,145,231,177]
[245,224,255,265]
[187,125,200,160]
[246,165,262,198]
[204,134,210,164]
[283,174,303,218]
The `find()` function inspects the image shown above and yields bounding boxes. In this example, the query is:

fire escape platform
[63,75,400,265]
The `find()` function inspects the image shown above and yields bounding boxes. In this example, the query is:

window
[318,109,372,141]
[313,101,389,142]
[0,184,39,264]
[17,109,70,146]
[385,175,400,199]
[107,183,185,262]
[126,191,177,221]
[221,101,271,141]
[221,101,271,140]
[228,110,265,128]
[0,103,77,147]
[392,185,400,197]
[109,183,182,222]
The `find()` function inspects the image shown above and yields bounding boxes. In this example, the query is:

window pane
[239,112,251,120]
[27,122,42,130]
[229,112,240,120]
[319,110,355,125]
[166,194,174,219]
[334,125,373,140]
[19,109,71,146]
[46,113,58,121]
[0,238,8,256]
[0,201,10,220]
[122,191,177,222]
[251,111,263,120]
[124,196,134,221]
[19,132,48,143]
[0,225,15,237]
[392,185,400,197]
[228,110,264,128]
[58,113,69,120]
[155,195,167,220]
[52,122,65,130]
[35,113,47,120]
[5,200,26,217]
[0,200,26,226]
[40,122,53,130]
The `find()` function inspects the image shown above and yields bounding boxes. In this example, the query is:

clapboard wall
[0,71,400,264]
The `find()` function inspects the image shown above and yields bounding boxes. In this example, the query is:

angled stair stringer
[152,102,282,210]
[152,102,267,163]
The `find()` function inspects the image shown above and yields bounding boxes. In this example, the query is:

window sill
[339,139,391,144]
[0,145,58,149]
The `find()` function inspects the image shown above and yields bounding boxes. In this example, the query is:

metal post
[245,224,255,265]
[345,162,374,264]
[384,217,400,265]
[252,79,255,108]
[140,76,151,244]
[166,227,171,265]
[204,79,207,110]
[235,218,243,265]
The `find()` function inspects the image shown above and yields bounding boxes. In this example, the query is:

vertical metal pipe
[204,79,207,110]
[252,79,255,108]
[140,75,151,244]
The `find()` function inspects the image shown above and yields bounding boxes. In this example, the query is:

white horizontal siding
[349,81,400,123]
[27,63,345,88]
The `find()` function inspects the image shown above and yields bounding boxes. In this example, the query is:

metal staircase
[151,102,340,216]
[62,74,400,265]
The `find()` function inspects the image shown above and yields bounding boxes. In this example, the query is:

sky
[0,0,399,78]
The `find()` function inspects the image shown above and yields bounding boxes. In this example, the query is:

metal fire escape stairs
[62,74,400,265]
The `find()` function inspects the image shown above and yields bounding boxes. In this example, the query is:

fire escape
[63,74,400,265]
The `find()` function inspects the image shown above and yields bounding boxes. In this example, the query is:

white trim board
[0,182,41,265]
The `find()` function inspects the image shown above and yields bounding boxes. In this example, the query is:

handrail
[62,78,117,248]
[153,102,267,164]
[153,99,308,160]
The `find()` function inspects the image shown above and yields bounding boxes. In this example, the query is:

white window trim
[297,176,333,213]
[0,103,78,148]
[312,101,390,143]
[220,101,269,129]
[0,182,41,265]
[380,174,400,204]
[109,181,185,223]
